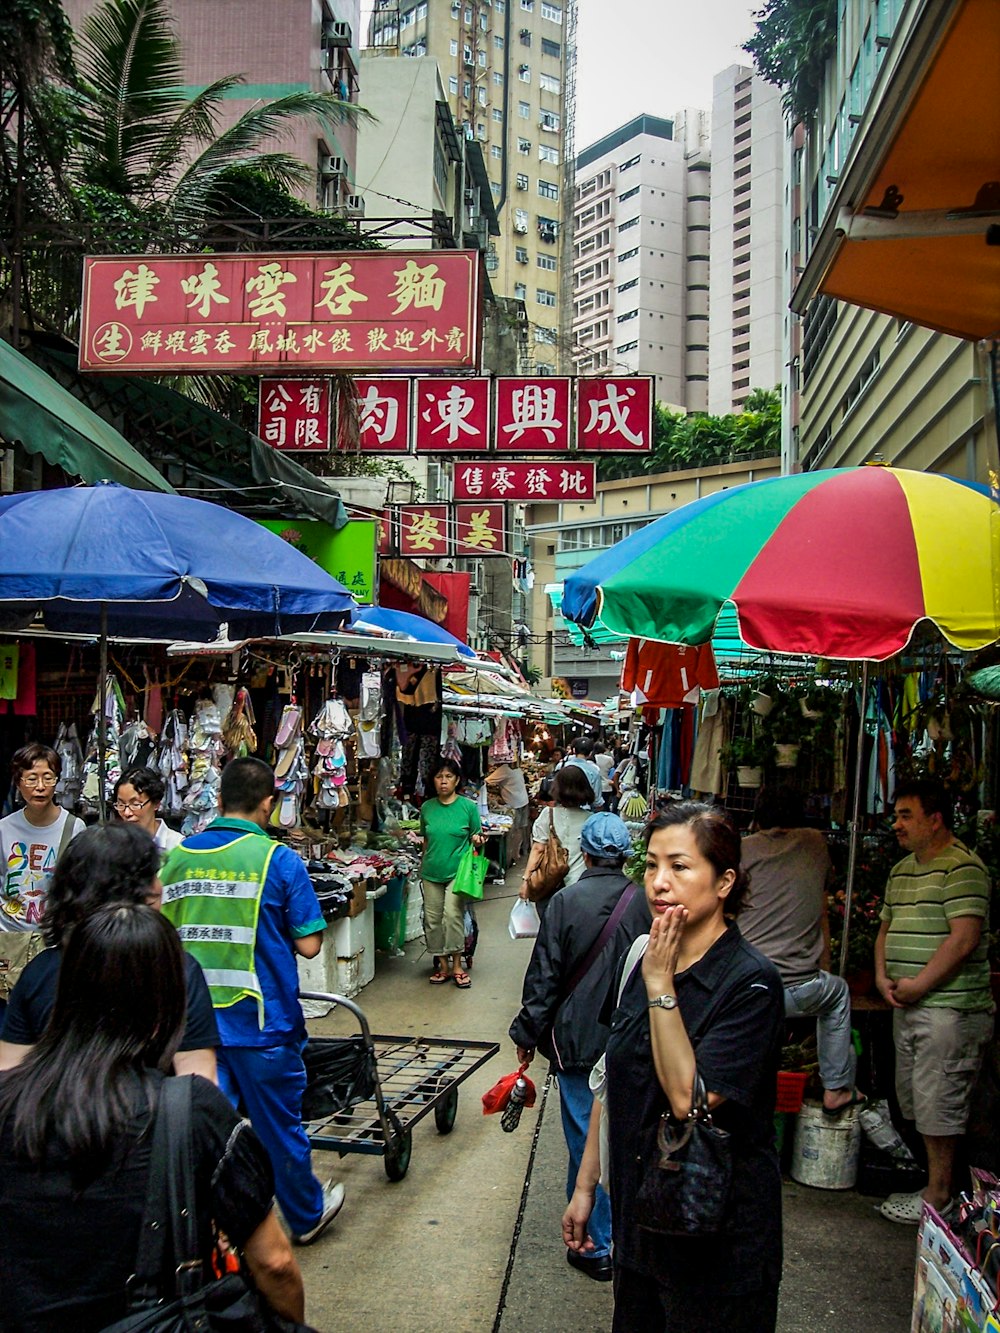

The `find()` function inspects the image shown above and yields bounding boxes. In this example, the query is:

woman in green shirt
[420,758,483,988]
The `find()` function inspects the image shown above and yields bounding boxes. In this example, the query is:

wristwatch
[647,994,678,1011]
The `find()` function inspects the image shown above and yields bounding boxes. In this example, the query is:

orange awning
[793,0,1000,341]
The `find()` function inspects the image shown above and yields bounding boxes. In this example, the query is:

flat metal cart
[300,991,499,1181]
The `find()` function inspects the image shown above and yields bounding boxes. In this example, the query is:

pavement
[294,870,918,1332]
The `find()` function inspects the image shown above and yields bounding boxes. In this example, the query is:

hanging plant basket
[774,743,801,768]
[736,765,764,788]
[751,692,774,716]
[800,699,823,721]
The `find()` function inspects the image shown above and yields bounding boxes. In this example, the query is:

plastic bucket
[790,1100,861,1190]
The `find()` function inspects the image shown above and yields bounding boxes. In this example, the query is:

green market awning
[0,337,171,492]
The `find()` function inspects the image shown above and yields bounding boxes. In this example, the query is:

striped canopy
[561,466,1000,662]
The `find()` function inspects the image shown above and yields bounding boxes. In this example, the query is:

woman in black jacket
[510,812,649,1283]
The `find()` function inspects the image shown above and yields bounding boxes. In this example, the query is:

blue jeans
[218,1043,325,1238]
[784,971,855,1091]
[558,1069,612,1258]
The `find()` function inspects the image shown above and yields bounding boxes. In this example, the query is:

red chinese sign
[494,377,572,453]
[399,505,449,557]
[340,378,412,453]
[376,509,394,555]
[413,377,490,453]
[455,503,507,556]
[576,377,654,453]
[258,379,331,452]
[454,461,595,502]
[79,252,482,374]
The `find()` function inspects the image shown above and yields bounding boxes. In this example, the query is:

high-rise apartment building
[708,66,785,415]
[368,0,574,372]
[570,112,711,410]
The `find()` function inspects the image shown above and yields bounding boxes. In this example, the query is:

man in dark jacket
[509,812,649,1282]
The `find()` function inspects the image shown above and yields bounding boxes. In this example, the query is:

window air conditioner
[322,19,352,45]
[513,221,528,234]
[345,194,365,215]
[321,155,345,177]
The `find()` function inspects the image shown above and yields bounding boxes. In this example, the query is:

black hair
[114,764,165,807]
[0,903,186,1179]
[587,854,625,869]
[220,756,274,815]
[11,743,60,780]
[573,737,594,758]
[430,757,463,782]
[753,785,805,831]
[42,823,161,948]
[893,778,953,830]
[644,801,750,917]
[553,764,594,809]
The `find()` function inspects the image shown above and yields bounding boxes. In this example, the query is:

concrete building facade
[708,66,785,415]
[367,0,574,372]
[786,0,988,479]
[570,113,712,411]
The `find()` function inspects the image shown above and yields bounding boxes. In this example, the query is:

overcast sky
[575,0,759,149]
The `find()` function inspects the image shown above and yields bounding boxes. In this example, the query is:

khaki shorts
[893,1005,994,1137]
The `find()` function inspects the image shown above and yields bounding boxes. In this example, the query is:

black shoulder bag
[103,1077,314,1333]
[634,1070,733,1236]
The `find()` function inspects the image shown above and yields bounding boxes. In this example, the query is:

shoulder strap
[54,811,76,864]
[616,933,649,1007]
[564,884,638,998]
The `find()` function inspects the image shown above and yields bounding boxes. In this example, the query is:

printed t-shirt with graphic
[420,796,481,883]
[160,817,325,1047]
[881,839,992,1011]
[0,808,84,932]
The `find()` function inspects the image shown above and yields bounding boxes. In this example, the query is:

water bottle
[501,1075,529,1133]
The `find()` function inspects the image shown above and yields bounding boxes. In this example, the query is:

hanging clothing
[688,690,727,796]
[621,640,719,708]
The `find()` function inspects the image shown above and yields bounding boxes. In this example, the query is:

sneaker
[292,1181,345,1245]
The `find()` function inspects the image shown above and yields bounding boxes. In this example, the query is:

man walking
[161,757,345,1245]
[509,813,649,1281]
[740,787,860,1116]
[875,779,994,1224]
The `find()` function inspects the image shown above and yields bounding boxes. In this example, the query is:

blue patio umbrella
[0,483,356,814]
[349,605,475,656]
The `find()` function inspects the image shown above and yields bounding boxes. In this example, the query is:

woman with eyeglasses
[0,745,84,934]
[113,765,183,854]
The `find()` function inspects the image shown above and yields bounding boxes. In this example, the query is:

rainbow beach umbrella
[562,466,1000,662]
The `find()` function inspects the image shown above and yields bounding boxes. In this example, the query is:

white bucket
[790,1100,861,1190]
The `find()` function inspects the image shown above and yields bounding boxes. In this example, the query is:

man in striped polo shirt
[875,779,994,1225]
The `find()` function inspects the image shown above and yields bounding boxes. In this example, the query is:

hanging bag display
[450,843,488,900]
[634,1070,733,1237]
[524,808,569,902]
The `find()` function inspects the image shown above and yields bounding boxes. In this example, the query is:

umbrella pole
[839,660,870,975]
[98,603,108,824]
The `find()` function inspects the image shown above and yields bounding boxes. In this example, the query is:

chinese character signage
[455,503,507,555]
[454,461,595,501]
[376,509,394,556]
[259,379,331,452]
[494,377,572,453]
[256,519,376,602]
[79,252,482,373]
[576,377,654,453]
[399,505,449,557]
[413,378,490,453]
[340,378,412,453]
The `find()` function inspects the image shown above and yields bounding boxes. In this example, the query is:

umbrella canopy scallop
[561,466,1000,662]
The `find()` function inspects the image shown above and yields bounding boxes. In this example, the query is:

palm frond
[147,74,246,181]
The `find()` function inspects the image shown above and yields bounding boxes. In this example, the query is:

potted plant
[720,735,768,788]
[763,694,808,767]
[750,672,782,716]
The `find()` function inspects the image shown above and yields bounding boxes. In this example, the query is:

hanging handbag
[451,842,488,900]
[524,809,569,902]
[103,1077,315,1332]
[634,1070,733,1237]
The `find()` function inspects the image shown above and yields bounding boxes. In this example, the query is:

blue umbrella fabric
[350,605,475,656]
[0,484,355,640]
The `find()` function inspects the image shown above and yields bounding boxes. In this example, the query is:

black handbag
[102,1077,315,1333]
[634,1071,733,1237]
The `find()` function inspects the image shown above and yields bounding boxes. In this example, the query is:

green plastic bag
[451,843,488,900]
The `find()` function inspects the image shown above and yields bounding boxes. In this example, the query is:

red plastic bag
[482,1063,537,1115]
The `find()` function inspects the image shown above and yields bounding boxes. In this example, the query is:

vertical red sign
[258,379,332,452]
[413,377,490,453]
[376,509,395,555]
[455,503,507,556]
[343,378,412,453]
[399,505,450,556]
[575,377,654,453]
[494,377,572,453]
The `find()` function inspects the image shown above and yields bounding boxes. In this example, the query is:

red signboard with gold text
[455,503,507,555]
[79,252,482,373]
[399,505,450,557]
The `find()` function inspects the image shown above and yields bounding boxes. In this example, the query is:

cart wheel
[434,1086,459,1135]
[383,1109,412,1182]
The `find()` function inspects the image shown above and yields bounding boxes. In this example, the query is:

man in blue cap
[509,811,650,1282]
